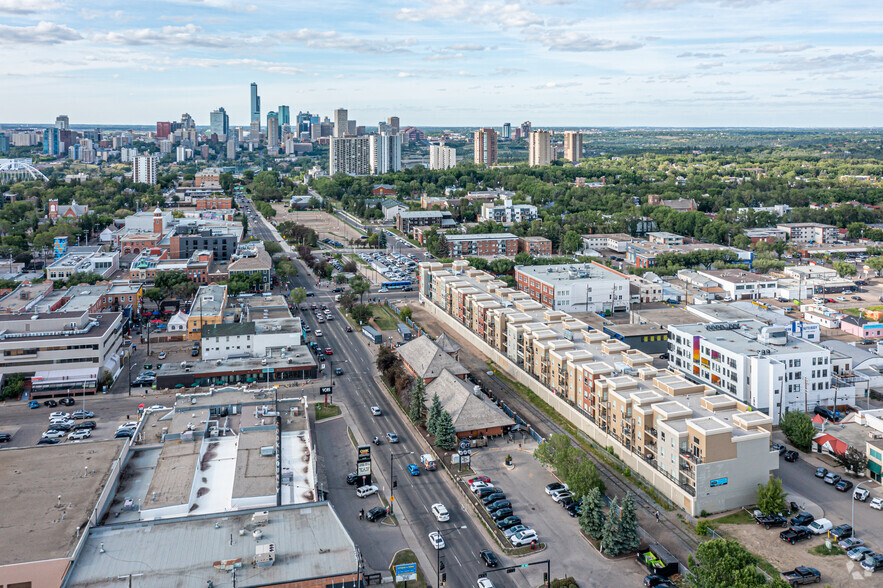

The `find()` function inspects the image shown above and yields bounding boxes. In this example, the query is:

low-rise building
[170,225,241,262]
[581,233,637,254]
[517,236,552,256]
[418,260,779,516]
[187,284,227,340]
[784,264,838,281]
[47,248,119,281]
[514,262,630,313]
[195,196,232,209]
[228,246,273,292]
[480,199,538,224]
[647,232,685,246]
[130,249,215,284]
[201,318,303,360]
[444,232,519,257]
[626,240,751,269]
[397,335,468,384]
[424,369,515,438]
[744,227,788,243]
[0,280,54,313]
[841,315,883,339]
[696,269,778,301]
[381,199,408,220]
[396,210,456,233]
[776,222,838,244]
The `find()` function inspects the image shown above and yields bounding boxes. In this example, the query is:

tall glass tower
[250,83,261,122]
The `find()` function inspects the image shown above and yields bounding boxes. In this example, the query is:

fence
[380,299,424,338]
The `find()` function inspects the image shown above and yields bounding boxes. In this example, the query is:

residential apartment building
[517,236,553,257]
[187,284,227,340]
[667,321,845,423]
[417,260,779,515]
[396,210,456,234]
[228,247,273,292]
[514,262,630,313]
[169,226,239,261]
[201,317,303,360]
[130,250,215,284]
[528,130,552,167]
[474,128,498,165]
[132,154,158,185]
[47,248,119,281]
[647,232,685,246]
[582,233,638,254]
[444,233,519,257]
[369,133,402,174]
[0,311,123,396]
[563,131,582,163]
[696,269,777,300]
[776,222,838,244]
[627,240,751,269]
[329,136,370,175]
[429,143,457,170]
[480,199,538,224]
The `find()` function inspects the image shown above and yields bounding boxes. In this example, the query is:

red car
[325,348,333,355]
[468,476,490,485]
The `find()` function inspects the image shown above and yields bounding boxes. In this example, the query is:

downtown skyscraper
[210,107,229,138]
[250,83,261,123]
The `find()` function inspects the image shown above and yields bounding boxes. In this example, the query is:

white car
[431,503,450,522]
[315,330,323,337]
[158,352,167,359]
[371,406,382,416]
[118,422,138,430]
[42,430,66,439]
[68,429,91,440]
[356,484,378,498]
[836,297,848,302]
[471,481,494,493]
[428,531,445,550]
[477,579,495,588]
[509,529,538,546]
[49,418,74,426]
[147,405,169,412]
[49,412,70,420]
[550,489,572,503]
[871,497,883,510]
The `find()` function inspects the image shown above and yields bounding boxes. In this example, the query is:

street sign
[357,461,371,476]
[262,368,274,373]
[321,363,326,370]
[394,563,417,582]
[320,386,332,394]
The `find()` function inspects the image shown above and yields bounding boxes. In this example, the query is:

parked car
[43,399,58,407]
[346,472,358,485]
[545,482,568,495]
[59,397,75,406]
[471,481,495,493]
[469,476,491,485]
[790,512,814,527]
[871,497,883,510]
[839,537,864,550]
[855,487,870,501]
[551,489,572,503]
[406,464,420,476]
[0,433,11,442]
[566,502,582,517]
[848,546,875,562]
[504,525,530,539]
[823,473,841,485]
[356,484,378,498]
[48,423,73,432]
[780,526,813,544]
[807,518,832,535]
[71,410,95,419]
[485,500,511,513]
[783,450,799,462]
[861,554,883,572]
[479,549,498,567]
[37,438,60,445]
[28,400,39,409]
[771,443,786,455]
[509,529,538,546]
[814,467,828,479]
[42,430,66,439]
[481,492,506,505]
[491,508,514,521]
[114,429,134,439]
[781,567,821,586]
[49,411,70,420]
[830,524,853,541]
[836,480,854,492]
[476,487,500,499]
[756,514,788,529]
[495,515,521,530]
[366,506,387,522]
[68,429,91,440]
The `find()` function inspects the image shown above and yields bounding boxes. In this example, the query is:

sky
[1,0,882,128]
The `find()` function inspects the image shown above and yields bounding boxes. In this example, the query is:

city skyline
[1,0,882,127]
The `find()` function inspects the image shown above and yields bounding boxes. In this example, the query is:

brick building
[195,197,232,210]
[517,236,552,256]
[444,233,519,257]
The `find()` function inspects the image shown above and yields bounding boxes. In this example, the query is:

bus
[381,280,412,291]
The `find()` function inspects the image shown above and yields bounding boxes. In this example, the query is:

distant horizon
[1,1,881,126]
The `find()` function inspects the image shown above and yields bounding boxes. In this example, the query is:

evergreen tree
[434,410,457,451]
[579,487,606,540]
[601,497,623,556]
[408,379,426,424]
[427,392,443,436]
[617,492,641,554]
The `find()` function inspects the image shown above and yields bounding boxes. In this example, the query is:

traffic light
[441,572,446,585]
[393,479,397,489]
[544,571,549,585]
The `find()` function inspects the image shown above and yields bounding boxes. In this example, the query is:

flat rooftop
[192,284,227,317]
[157,348,316,379]
[515,262,627,282]
[700,269,774,284]
[65,503,359,588]
[672,320,822,356]
[686,302,793,327]
[0,281,53,313]
[0,440,122,566]
[445,232,517,241]
[232,429,277,499]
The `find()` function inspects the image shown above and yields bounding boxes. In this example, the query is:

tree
[378,231,387,248]
[351,303,372,324]
[533,433,571,468]
[685,539,788,588]
[755,476,788,516]
[560,230,582,254]
[867,256,883,274]
[338,291,357,311]
[434,410,457,450]
[154,270,190,298]
[399,306,413,321]
[778,410,815,451]
[349,275,370,303]
[66,272,103,286]
[601,497,622,555]
[275,259,296,282]
[427,392,443,436]
[171,280,196,301]
[376,345,397,374]
[617,492,641,554]
[579,487,606,540]
[833,260,857,277]
[289,287,307,306]
[145,286,165,310]
[263,240,282,255]
[409,379,426,424]
[0,372,25,400]
[566,458,605,498]
[834,447,868,475]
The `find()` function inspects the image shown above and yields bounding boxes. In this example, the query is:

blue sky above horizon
[1,0,882,128]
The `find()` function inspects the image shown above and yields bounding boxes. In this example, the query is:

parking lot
[270,207,366,245]
[357,248,420,288]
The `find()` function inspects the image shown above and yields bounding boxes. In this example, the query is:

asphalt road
[238,196,275,241]
[285,257,521,587]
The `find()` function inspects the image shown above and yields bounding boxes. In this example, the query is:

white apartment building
[429,143,456,170]
[329,136,370,175]
[369,133,402,174]
[201,318,303,360]
[696,269,777,300]
[480,199,538,224]
[132,154,158,185]
[581,233,637,253]
[514,262,630,313]
[528,130,552,167]
[667,321,847,424]
[776,223,838,244]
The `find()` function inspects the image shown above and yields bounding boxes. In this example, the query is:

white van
[356,484,378,498]
[808,518,832,535]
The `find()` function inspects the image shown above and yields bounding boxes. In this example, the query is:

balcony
[644,427,657,439]
[680,451,702,465]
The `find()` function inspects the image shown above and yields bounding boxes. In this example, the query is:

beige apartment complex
[418,260,778,515]
[563,131,582,163]
[529,130,552,167]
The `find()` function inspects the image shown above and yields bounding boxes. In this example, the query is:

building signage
[710,477,728,488]
[357,445,371,462]
[394,563,417,582]
[357,461,371,476]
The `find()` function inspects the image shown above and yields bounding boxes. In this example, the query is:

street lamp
[436,525,467,587]
[852,479,873,538]
[128,359,137,397]
[389,450,414,515]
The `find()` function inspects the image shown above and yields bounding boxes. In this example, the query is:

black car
[495,515,521,530]
[115,429,135,438]
[48,423,72,432]
[545,482,566,494]
[644,575,669,587]
[479,549,498,567]
[59,397,75,406]
[486,500,512,513]
[0,433,11,442]
[346,472,358,485]
[37,438,60,445]
[366,506,387,522]
[74,421,97,430]
[477,487,502,499]
[830,524,853,541]
[836,480,854,492]
[790,512,814,527]
[783,450,799,462]
[814,467,827,478]
[780,526,813,545]
[491,508,514,521]
[43,399,58,407]
[566,502,582,517]
[756,514,788,529]
[482,492,506,505]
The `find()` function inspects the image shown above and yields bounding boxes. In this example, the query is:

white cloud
[536,31,643,52]
[445,43,486,52]
[626,0,777,8]
[91,23,233,47]
[274,29,415,54]
[426,52,464,61]
[755,43,812,53]
[174,0,257,12]
[396,1,542,28]
[171,57,309,75]
[677,51,725,58]
[397,71,416,78]
[534,81,580,89]
[0,0,62,14]
[769,49,883,72]
[0,21,82,44]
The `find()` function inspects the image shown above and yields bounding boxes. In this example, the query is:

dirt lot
[271,206,364,244]
[720,523,871,586]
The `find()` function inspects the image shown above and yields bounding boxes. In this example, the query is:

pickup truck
[756,514,788,529]
[780,526,813,545]
[781,566,821,586]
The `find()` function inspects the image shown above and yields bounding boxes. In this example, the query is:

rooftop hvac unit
[252,511,269,526]
[260,446,275,456]
[255,543,275,567]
